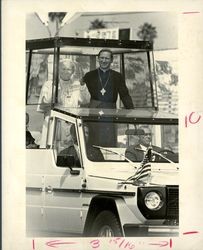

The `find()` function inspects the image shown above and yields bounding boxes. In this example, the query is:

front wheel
[90,210,123,237]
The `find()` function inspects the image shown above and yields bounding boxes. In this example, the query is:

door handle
[46,186,53,194]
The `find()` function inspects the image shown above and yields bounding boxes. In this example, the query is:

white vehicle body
[26,108,179,237]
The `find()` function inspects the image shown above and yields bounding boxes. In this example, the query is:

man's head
[59,59,75,81]
[126,128,144,146]
[98,49,113,71]
[139,127,152,147]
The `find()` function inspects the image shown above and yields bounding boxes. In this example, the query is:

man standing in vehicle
[37,59,84,148]
[82,49,134,146]
[82,49,134,109]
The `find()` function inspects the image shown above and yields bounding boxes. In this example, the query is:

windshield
[82,121,178,163]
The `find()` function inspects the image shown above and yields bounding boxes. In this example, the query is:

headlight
[144,191,163,210]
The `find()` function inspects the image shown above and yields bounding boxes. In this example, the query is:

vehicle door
[26,149,48,234]
[26,106,51,234]
[43,117,85,235]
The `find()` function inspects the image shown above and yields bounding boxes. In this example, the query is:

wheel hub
[98,225,114,237]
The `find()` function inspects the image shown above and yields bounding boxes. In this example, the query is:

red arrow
[149,241,169,247]
[46,240,77,248]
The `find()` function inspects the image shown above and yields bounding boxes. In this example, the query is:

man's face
[140,128,152,147]
[98,51,113,71]
[131,135,140,146]
[59,62,74,81]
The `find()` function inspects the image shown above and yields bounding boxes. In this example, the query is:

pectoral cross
[100,88,106,95]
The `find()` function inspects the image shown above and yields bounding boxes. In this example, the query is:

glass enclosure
[26,38,167,151]
[26,45,157,109]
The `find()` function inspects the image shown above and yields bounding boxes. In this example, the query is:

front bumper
[124,224,179,237]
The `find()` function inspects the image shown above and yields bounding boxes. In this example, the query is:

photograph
[3,1,203,249]
[25,11,179,237]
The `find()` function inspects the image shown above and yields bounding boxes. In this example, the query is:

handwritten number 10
[185,112,201,127]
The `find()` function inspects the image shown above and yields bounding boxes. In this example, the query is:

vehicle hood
[87,163,179,186]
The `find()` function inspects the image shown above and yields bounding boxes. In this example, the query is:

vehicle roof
[26,37,153,51]
[53,106,178,124]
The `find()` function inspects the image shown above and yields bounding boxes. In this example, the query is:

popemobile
[26,37,179,237]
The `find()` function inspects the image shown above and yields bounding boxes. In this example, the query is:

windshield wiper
[92,145,139,169]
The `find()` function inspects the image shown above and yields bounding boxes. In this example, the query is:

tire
[90,210,123,237]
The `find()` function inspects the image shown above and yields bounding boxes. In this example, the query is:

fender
[83,194,145,236]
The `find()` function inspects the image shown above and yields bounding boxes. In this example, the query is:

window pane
[27,49,54,105]
[124,53,153,108]
[53,119,81,167]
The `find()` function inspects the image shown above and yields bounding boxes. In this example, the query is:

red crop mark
[183,231,199,235]
[182,12,200,14]
[169,238,173,248]
[32,239,35,250]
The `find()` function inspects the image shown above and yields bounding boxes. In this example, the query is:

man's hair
[138,126,151,136]
[98,49,113,60]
